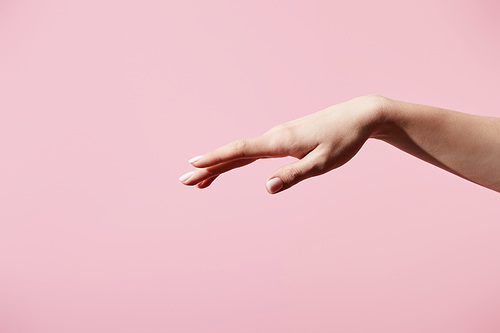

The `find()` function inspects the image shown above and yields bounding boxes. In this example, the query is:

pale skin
[179,94,500,194]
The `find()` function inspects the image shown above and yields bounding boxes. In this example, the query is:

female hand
[179,94,384,194]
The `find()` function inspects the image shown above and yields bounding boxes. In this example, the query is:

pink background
[1,0,500,332]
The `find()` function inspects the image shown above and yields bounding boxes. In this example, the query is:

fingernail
[266,177,283,194]
[188,155,204,164]
[179,171,194,182]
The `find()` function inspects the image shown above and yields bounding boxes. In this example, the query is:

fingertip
[197,175,218,189]
[196,180,209,189]
[179,171,194,183]
[191,157,210,168]
[188,155,204,164]
[266,177,283,194]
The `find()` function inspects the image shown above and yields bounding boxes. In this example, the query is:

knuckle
[203,168,217,177]
[230,139,247,157]
[313,156,330,173]
[280,126,295,141]
[266,132,282,151]
[265,122,293,135]
[312,162,327,174]
[268,126,296,154]
[267,123,287,133]
[284,166,301,182]
[266,125,282,133]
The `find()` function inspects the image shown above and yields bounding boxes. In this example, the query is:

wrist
[359,94,392,140]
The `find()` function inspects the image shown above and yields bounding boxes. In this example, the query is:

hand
[179,94,384,194]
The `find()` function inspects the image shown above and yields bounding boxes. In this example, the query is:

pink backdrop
[1,0,500,332]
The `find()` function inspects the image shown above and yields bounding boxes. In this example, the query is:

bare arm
[179,95,500,194]
[374,97,500,192]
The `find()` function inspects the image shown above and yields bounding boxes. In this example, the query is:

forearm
[371,96,500,192]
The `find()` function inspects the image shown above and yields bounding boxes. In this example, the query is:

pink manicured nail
[266,177,283,194]
[179,171,194,182]
[188,155,204,164]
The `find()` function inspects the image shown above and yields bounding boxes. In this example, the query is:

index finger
[190,135,282,168]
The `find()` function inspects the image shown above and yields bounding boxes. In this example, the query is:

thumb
[265,148,327,194]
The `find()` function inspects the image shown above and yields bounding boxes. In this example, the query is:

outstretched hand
[179,95,384,194]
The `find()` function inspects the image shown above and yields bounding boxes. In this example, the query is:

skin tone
[179,94,500,194]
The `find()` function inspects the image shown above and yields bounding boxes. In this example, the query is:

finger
[181,158,258,186]
[265,147,328,194]
[197,175,218,188]
[190,135,283,168]
[197,175,218,189]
